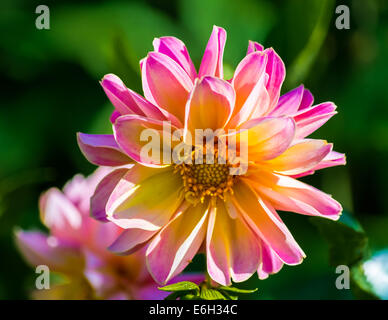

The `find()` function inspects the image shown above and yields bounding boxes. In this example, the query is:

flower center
[175,153,235,203]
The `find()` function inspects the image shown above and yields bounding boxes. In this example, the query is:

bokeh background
[1,0,388,299]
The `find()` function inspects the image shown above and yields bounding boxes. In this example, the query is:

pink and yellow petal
[237,117,296,161]
[262,139,333,176]
[233,180,305,265]
[142,52,193,123]
[206,200,260,286]
[248,170,342,220]
[185,76,235,134]
[229,52,269,126]
[113,114,179,167]
[146,202,209,284]
[153,36,197,81]
[106,166,183,231]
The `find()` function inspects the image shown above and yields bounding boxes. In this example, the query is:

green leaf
[158,281,200,294]
[310,211,369,266]
[218,286,258,294]
[200,288,227,300]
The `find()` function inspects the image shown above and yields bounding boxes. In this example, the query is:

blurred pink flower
[77,26,346,286]
[15,167,202,299]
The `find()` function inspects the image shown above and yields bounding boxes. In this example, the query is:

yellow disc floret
[175,152,235,204]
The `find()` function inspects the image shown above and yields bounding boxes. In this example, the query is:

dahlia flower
[77,26,345,286]
[15,168,202,299]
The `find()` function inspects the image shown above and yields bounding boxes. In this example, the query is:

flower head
[16,168,201,299]
[78,26,346,286]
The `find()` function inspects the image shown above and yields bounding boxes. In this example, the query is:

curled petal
[298,88,314,110]
[246,40,264,54]
[206,200,260,286]
[113,114,179,167]
[233,180,305,265]
[263,139,333,175]
[292,150,346,178]
[146,202,209,284]
[77,133,133,167]
[102,74,178,124]
[153,37,197,81]
[263,48,286,112]
[247,170,342,220]
[270,85,305,117]
[229,52,269,126]
[185,76,235,134]
[293,102,337,139]
[313,150,346,171]
[142,52,193,123]
[198,26,226,79]
[258,240,284,279]
[91,168,129,222]
[106,166,183,231]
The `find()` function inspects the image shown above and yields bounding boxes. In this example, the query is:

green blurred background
[1,0,387,299]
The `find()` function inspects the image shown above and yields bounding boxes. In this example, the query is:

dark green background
[1,0,387,299]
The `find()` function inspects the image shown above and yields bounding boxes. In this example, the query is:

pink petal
[258,240,284,279]
[77,133,133,166]
[102,74,176,123]
[198,26,227,79]
[106,166,183,231]
[313,150,346,171]
[298,88,314,110]
[91,168,129,222]
[108,228,156,255]
[15,230,84,273]
[248,170,342,220]
[246,40,264,54]
[292,150,346,178]
[206,200,260,286]
[269,85,305,117]
[153,36,197,81]
[146,202,209,284]
[39,188,85,243]
[142,52,193,123]
[113,114,179,167]
[185,76,235,134]
[233,180,305,265]
[293,102,337,139]
[263,139,333,175]
[263,48,286,112]
[110,110,121,123]
[229,52,269,126]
